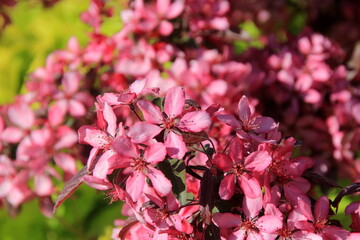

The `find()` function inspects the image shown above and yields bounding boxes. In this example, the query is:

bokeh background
[0,0,359,239]
[0,1,122,239]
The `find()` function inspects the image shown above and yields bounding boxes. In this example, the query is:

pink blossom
[128,86,211,158]
[213,138,272,199]
[217,96,278,143]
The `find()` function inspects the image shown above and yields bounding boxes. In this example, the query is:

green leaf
[158,158,187,205]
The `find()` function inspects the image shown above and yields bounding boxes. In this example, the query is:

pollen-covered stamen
[280,228,292,238]
[269,160,292,183]
[132,157,148,171]
[155,208,170,221]
[97,135,112,149]
[241,219,258,232]
[314,219,328,233]
[162,117,176,129]
[232,163,246,177]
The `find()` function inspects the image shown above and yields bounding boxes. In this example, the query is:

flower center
[132,157,148,171]
[163,117,176,129]
[233,163,245,177]
[156,208,169,221]
[241,219,257,232]
[314,219,328,233]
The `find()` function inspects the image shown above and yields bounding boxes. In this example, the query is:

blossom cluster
[65,84,360,239]
[0,0,359,239]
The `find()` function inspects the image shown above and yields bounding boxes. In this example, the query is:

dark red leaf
[302,171,341,188]
[200,169,215,225]
[118,216,139,240]
[182,131,209,144]
[40,196,55,218]
[332,182,360,210]
[53,167,89,213]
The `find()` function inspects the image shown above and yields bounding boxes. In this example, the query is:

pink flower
[1,102,35,144]
[291,196,350,239]
[100,78,159,106]
[213,196,283,239]
[213,138,272,199]
[345,201,360,231]
[128,86,211,158]
[110,135,171,202]
[48,71,91,126]
[217,96,278,143]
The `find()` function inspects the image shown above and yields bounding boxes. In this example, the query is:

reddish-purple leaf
[332,182,360,210]
[53,167,89,213]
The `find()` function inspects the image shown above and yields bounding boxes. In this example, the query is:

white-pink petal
[127,122,162,143]
[1,127,24,143]
[164,86,185,118]
[178,111,211,132]
[103,102,117,137]
[147,166,172,197]
[112,135,138,158]
[82,175,113,190]
[54,153,77,175]
[137,100,163,124]
[8,103,35,129]
[219,174,235,200]
[164,131,187,159]
[244,150,272,172]
[126,171,145,202]
[92,150,114,179]
[78,125,111,149]
[34,174,54,196]
[238,96,251,124]
[256,215,283,233]
[144,142,166,164]
[48,100,67,126]
[166,0,184,19]
[69,100,86,117]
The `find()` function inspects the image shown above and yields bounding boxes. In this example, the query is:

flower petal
[213,212,242,228]
[178,111,211,132]
[144,142,166,164]
[219,174,235,200]
[127,122,162,143]
[164,131,187,159]
[239,175,262,199]
[126,171,145,202]
[164,86,185,118]
[238,96,251,124]
[216,113,241,128]
[252,116,277,133]
[147,166,172,197]
[244,150,272,172]
[112,135,138,158]
[256,215,283,233]
[78,125,111,149]
[103,102,117,137]
[213,153,233,171]
[137,100,163,124]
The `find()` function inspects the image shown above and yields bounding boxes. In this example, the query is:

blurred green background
[0,1,358,239]
[0,1,122,239]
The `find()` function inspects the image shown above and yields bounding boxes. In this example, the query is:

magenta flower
[291,196,350,239]
[48,71,91,126]
[100,78,159,106]
[217,96,278,143]
[128,86,211,158]
[1,102,35,144]
[213,196,283,239]
[109,135,171,202]
[213,138,272,199]
[78,102,122,179]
